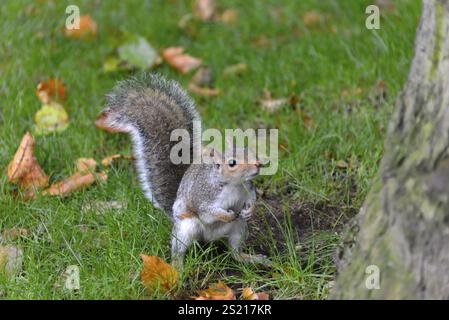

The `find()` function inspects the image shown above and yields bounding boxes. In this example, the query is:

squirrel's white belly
[216,184,251,212]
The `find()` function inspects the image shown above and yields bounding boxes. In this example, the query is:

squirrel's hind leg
[227,219,272,267]
[171,218,202,269]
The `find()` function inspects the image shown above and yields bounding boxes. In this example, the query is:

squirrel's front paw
[216,209,237,223]
[240,203,255,220]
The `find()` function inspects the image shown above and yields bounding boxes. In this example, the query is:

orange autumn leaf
[43,171,107,197]
[140,255,179,293]
[101,154,134,167]
[95,112,125,133]
[75,158,97,173]
[36,79,67,104]
[162,47,202,74]
[241,287,269,300]
[64,15,97,39]
[7,132,49,191]
[194,281,236,300]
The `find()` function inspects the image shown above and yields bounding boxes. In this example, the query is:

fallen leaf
[188,83,220,97]
[193,0,216,21]
[1,228,29,241]
[371,80,388,106]
[241,287,269,300]
[194,281,236,300]
[57,265,80,291]
[64,15,97,39]
[191,67,214,87]
[0,245,23,276]
[43,171,107,197]
[103,56,121,73]
[219,9,239,24]
[162,47,202,74]
[375,0,395,13]
[118,35,159,70]
[95,112,125,133]
[75,158,97,173]
[7,132,49,192]
[81,200,126,215]
[36,78,67,104]
[223,63,248,78]
[140,254,178,294]
[251,35,272,48]
[336,160,349,169]
[101,154,134,166]
[34,102,69,135]
[259,90,288,113]
[302,112,315,130]
[302,11,322,29]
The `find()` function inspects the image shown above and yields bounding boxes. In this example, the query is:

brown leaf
[194,281,236,300]
[162,47,202,74]
[302,11,322,29]
[36,79,67,104]
[0,245,23,276]
[7,132,49,191]
[140,254,179,294]
[101,154,130,166]
[64,15,97,39]
[259,90,288,113]
[1,228,29,241]
[193,0,216,21]
[241,287,269,300]
[43,171,107,197]
[223,63,248,78]
[219,9,239,24]
[302,112,315,130]
[1,227,28,240]
[191,67,214,87]
[336,160,349,169]
[188,83,220,97]
[375,0,395,13]
[75,158,97,173]
[95,112,125,133]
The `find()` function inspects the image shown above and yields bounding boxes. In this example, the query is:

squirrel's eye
[228,159,237,167]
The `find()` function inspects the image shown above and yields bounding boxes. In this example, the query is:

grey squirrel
[99,73,267,267]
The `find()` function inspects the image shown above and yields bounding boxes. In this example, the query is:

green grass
[0,0,421,299]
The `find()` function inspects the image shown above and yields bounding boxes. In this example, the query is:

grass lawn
[0,0,421,299]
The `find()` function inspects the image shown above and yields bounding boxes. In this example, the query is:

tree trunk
[331,0,449,299]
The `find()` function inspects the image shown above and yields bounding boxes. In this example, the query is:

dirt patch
[247,191,358,256]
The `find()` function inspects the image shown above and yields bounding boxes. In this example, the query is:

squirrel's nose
[255,160,261,167]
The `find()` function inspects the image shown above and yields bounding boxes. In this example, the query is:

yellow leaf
[34,102,69,135]
[140,255,179,294]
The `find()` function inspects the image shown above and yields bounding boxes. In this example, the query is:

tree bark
[332,0,449,299]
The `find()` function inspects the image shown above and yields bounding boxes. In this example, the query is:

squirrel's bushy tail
[102,73,200,215]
